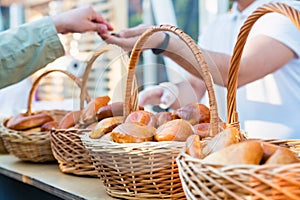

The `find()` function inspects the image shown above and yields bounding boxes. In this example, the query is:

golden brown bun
[155,119,194,142]
[203,140,264,165]
[81,96,110,124]
[202,126,241,156]
[155,112,177,127]
[265,147,299,165]
[125,110,158,127]
[193,123,210,139]
[41,121,59,131]
[259,142,280,163]
[6,113,54,130]
[111,122,155,143]
[89,116,124,139]
[186,135,204,159]
[193,122,227,139]
[58,110,82,129]
[96,102,144,121]
[173,103,210,125]
[96,102,124,121]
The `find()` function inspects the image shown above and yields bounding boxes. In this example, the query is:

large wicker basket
[50,44,128,177]
[81,24,222,199]
[0,69,88,162]
[177,3,300,200]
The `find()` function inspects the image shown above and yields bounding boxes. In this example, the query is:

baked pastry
[202,126,241,156]
[203,140,264,165]
[58,110,82,129]
[155,119,194,142]
[96,102,124,121]
[173,103,210,125]
[265,146,299,165]
[125,110,158,127]
[186,134,204,159]
[6,113,54,130]
[89,116,124,139]
[111,122,155,143]
[155,111,177,127]
[81,95,110,124]
[41,121,59,131]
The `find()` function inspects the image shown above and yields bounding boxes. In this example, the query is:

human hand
[100,24,157,52]
[52,5,113,35]
[138,82,179,109]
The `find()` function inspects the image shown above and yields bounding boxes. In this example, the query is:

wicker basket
[81,24,222,199]
[0,69,88,162]
[0,123,8,154]
[177,3,300,200]
[50,44,128,177]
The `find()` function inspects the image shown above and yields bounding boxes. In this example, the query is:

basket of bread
[49,44,128,177]
[0,69,90,162]
[176,3,300,200]
[80,24,225,199]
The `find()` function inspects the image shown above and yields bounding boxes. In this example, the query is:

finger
[102,35,137,52]
[118,24,150,38]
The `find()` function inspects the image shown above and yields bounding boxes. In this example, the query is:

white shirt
[199,0,300,139]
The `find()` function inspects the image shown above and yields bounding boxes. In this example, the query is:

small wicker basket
[0,69,89,162]
[177,3,300,200]
[81,24,222,199]
[50,44,128,177]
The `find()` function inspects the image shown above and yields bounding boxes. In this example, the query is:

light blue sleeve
[0,16,65,88]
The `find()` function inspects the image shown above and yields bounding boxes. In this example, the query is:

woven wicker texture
[177,3,300,200]
[50,44,127,177]
[0,69,87,162]
[81,24,221,199]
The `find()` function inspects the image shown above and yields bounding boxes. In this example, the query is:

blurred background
[0,0,234,116]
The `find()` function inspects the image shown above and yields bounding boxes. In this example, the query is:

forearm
[0,17,65,89]
[163,37,230,87]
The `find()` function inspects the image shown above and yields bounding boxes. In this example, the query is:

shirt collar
[230,0,276,20]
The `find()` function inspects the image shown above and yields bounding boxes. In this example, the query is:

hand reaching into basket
[100,24,167,52]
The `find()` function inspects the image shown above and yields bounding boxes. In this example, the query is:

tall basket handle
[79,44,131,113]
[27,69,91,116]
[227,2,300,129]
[126,24,220,137]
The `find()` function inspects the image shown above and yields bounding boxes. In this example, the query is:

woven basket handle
[79,44,130,111]
[126,24,220,136]
[227,2,300,129]
[27,69,91,116]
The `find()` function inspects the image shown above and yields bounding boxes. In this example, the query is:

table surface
[0,154,115,200]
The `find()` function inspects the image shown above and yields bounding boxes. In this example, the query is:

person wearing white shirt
[101,0,300,139]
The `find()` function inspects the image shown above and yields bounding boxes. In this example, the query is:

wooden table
[0,154,115,200]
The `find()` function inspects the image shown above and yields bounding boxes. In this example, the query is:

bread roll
[186,135,204,159]
[265,147,299,165]
[155,119,194,142]
[81,95,110,124]
[202,126,241,156]
[203,140,264,165]
[155,112,177,127]
[89,116,124,139]
[58,110,82,129]
[6,113,54,130]
[96,102,124,121]
[111,122,155,143]
[125,110,158,127]
[41,121,59,131]
[173,103,210,125]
